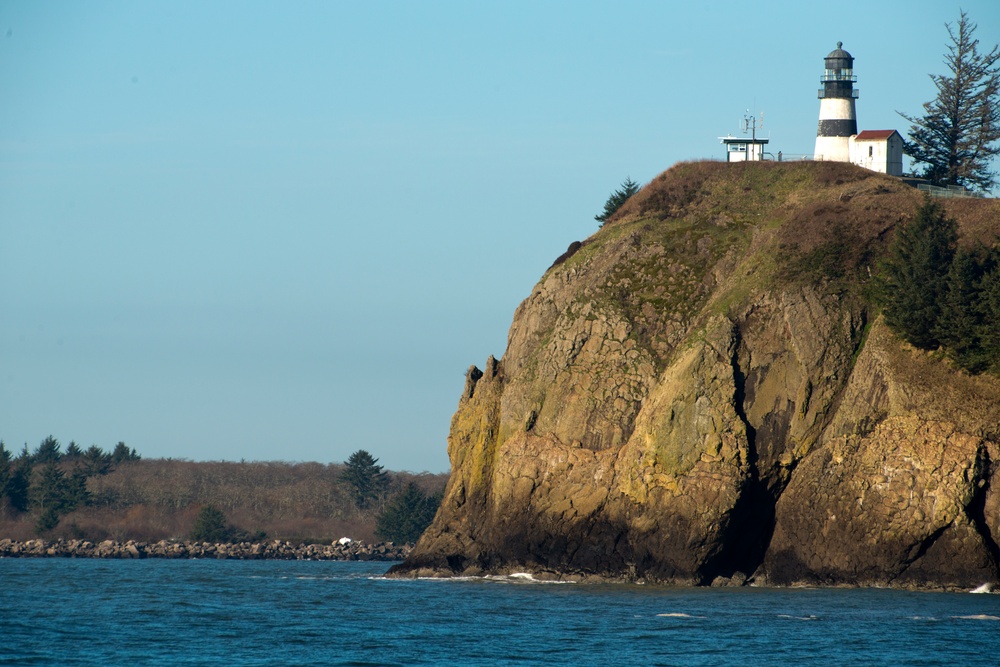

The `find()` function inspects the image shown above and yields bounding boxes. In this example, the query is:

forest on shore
[0,437,447,545]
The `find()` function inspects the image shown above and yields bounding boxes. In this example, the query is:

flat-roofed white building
[720,135,769,162]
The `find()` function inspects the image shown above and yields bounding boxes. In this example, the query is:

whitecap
[777,614,819,621]
[952,614,1000,621]
[970,583,994,594]
[656,612,704,619]
[482,573,575,585]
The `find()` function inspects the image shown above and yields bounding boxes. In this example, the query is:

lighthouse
[814,42,858,162]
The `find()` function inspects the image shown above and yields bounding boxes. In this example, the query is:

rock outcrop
[390,161,1000,589]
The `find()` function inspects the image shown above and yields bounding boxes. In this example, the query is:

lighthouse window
[869,146,873,157]
[823,68,854,81]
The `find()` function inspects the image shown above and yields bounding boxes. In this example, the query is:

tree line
[188,450,442,545]
[0,437,140,533]
[878,197,1000,374]
[190,449,443,545]
[1,440,443,545]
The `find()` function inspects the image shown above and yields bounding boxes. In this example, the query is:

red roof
[854,130,900,141]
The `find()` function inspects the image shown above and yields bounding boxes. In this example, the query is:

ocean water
[2,559,999,666]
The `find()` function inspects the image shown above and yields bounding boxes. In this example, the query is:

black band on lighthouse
[817,119,858,137]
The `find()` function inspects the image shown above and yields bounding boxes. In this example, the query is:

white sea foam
[656,612,704,619]
[970,583,994,594]
[483,573,574,585]
[777,614,819,621]
[951,614,1000,621]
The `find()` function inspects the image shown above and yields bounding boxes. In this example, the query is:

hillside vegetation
[0,440,447,544]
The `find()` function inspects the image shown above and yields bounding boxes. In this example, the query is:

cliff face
[392,161,1000,588]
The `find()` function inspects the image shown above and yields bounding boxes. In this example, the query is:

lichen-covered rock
[390,161,1000,589]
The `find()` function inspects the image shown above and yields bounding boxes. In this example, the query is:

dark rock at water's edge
[0,538,410,561]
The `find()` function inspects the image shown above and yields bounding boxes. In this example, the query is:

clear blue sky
[2,1,998,472]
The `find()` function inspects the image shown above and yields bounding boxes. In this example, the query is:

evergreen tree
[0,442,13,511]
[340,450,390,510]
[33,436,62,463]
[595,177,640,224]
[4,456,30,513]
[898,11,1000,191]
[189,505,235,543]
[935,249,987,372]
[29,460,74,533]
[879,197,958,349]
[81,446,113,477]
[35,507,61,534]
[63,468,92,509]
[980,265,1000,372]
[110,442,140,464]
[30,460,69,515]
[374,483,441,544]
[64,441,83,460]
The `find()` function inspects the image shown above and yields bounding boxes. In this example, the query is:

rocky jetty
[389,161,1000,590]
[0,538,409,561]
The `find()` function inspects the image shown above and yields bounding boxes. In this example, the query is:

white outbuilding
[849,129,903,176]
[720,135,770,162]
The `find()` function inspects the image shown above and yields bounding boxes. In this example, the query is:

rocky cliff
[390,161,1000,589]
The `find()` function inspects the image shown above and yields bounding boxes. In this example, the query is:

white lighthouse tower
[814,42,858,162]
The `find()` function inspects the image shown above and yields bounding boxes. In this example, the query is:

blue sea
[2,559,999,666]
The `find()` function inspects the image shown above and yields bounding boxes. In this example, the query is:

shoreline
[0,538,410,561]
[386,563,999,593]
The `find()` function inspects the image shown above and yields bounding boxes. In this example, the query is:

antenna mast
[742,110,764,161]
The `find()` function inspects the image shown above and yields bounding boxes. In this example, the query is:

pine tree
[879,197,958,349]
[4,456,30,513]
[595,177,640,224]
[0,442,13,511]
[63,468,92,509]
[64,442,83,460]
[30,460,73,533]
[340,450,390,510]
[81,446,113,477]
[34,436,62,464]
[374,483,441,544]
[980,265,1000,372]
[111,442,140,464]
[31,460,69,515]
[935,249,987,371]
[189,505,234,542]
[898,11,1000,191]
